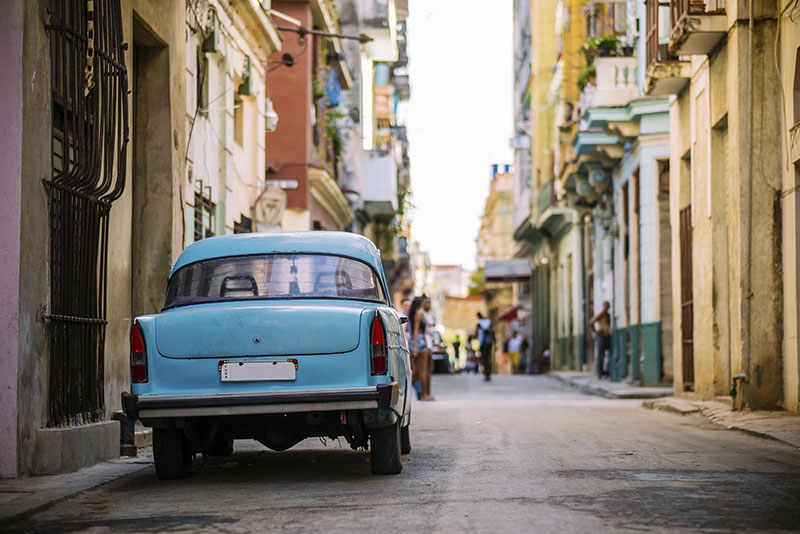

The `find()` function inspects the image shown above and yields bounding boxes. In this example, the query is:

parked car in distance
[430,329,451,374]
[122,232,412,479]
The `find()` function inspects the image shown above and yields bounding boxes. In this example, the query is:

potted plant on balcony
[579,36,601,63]
[597,34,621,57]
[620,37,634,57]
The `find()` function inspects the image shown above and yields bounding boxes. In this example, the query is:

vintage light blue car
[122,232,412,479]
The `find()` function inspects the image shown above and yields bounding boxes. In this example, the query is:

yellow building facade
[779,1,800,413]
[645,0,798,410]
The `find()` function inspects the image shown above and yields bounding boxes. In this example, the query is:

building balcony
[361,0,398,62]
[535,179,555,221]
[530,178,571,238]
[573,130,624,162]
[361,150,398,220]
[644,59,691,96]
[669,0,727,56]
[232,0,282,55]
[579,57,639,115]
[309,167,355,230]
[644,0,691,96]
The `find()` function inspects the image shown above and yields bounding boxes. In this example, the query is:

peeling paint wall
[12,0,185,476]
[17,0,55,477]
[779,0,800,413]
[0,0,23,478]
[670,13,784,409]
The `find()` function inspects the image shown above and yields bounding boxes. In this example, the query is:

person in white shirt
[507,331,524,374]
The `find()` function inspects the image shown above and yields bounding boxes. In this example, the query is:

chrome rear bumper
[123,383,398,419]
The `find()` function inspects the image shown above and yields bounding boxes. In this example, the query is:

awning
[484,259,531,284]
[496,306,518,322]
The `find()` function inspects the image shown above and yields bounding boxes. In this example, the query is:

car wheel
[400,424,411,454]
[153,428,193,480]
[369,420,402,475]
[205,437,234,457]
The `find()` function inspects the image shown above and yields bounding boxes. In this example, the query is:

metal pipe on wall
[738,0,756,409]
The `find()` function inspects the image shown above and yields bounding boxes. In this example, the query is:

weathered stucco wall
[671,16,784,408]
[109,0,185,422]
[12,0,185,476]
[0,1,24,478]
[779,1,800,413]
[670,88,691,394]
[17,0,55,477]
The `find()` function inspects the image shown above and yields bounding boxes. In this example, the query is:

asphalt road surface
[4,375,800,533]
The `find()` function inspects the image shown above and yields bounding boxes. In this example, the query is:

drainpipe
[578,215,587,370]
[737,0,755,409]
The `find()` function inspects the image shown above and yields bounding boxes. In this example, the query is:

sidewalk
[0,453,153,525]
[548,371,673,399]
[643,397,800,449]
[549,371,800,450]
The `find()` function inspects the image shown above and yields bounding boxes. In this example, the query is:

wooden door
[679,205,694,389]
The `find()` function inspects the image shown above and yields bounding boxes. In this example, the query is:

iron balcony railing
[671,0,726,30]
[646,0,673,70]
[536,179,556,220]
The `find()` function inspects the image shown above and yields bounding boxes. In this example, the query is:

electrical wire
[184,0,214,245]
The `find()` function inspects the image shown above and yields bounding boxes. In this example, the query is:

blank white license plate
[220,361,297,382]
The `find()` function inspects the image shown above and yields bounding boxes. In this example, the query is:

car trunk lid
[155,301,364,358]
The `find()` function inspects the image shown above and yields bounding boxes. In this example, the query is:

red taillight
[370,314,388,375]
[130,323,148,383]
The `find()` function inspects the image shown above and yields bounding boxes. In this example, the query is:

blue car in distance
[122,232,412,479]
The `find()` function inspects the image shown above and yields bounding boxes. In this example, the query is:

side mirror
[400,316,408,325]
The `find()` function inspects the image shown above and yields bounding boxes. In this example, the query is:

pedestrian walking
[464,336,480,374]
[589,301,612,379]
[452,335,461,370]
[409,296,435,401]
[521,335,532,374]
[507,330,523,374]
[476,312,494,381]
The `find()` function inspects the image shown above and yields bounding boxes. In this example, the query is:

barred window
[194,191,215,241]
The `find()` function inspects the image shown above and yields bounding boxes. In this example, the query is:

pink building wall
[0,2,23,477]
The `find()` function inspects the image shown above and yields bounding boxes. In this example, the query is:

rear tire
[370,420,402,474]
[400,424,411,454]
[153,428,193,480]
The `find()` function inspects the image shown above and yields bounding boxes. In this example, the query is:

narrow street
[5,376,800,533]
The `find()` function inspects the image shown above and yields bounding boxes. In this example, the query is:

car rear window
[165,254,385,309]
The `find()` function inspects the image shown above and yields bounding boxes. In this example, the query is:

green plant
[597,33,621,56]
[578,36,600,54]
[579,34,621,60]
[312,75,326,102]
[577,63,596,92]
[323,109,345,165]
[396,181,410,219]
[374,221,396,255]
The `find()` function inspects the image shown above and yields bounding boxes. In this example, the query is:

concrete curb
[547,372,673,399]
[0,454,152,525]
[643,398,800,450]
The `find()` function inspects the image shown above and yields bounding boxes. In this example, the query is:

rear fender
[376,307,411,422]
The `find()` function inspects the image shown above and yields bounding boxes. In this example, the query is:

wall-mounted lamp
[265,98,279,132]
[540,257,549,265]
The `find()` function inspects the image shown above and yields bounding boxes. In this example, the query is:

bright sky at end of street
[404,0,513,271]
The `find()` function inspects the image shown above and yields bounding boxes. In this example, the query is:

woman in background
[409,296,434,401]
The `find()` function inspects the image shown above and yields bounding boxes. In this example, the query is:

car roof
[170,231,383,277]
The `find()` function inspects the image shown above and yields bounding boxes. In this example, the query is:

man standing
[476,312,494,381]
[589,301,612,379]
